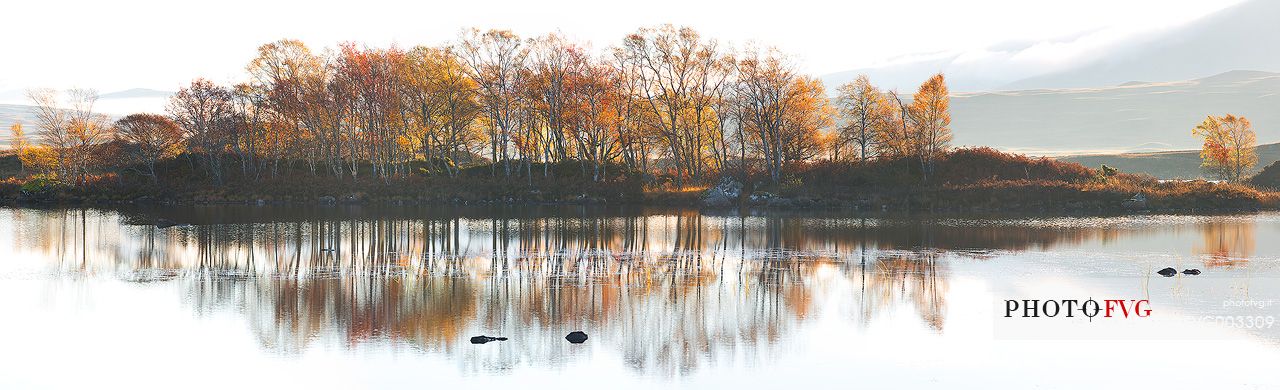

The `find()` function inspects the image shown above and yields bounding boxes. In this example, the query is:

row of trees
[11,89,114,185]
[11,25,955,187]
[834,74,951,177]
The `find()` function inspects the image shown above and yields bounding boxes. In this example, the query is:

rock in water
[1182,269,1202,275]
[154,218,179,229]
[1156,267,1178,277]
[565,331,588,344]
[470,335,508,344]
[701,178,743,207]
[1122,193,1148,210]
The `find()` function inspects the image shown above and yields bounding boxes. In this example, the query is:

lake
[2,206,1279,389]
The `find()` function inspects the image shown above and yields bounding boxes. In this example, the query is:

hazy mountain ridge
[0,99,151,145]
[821,0,1280,93]
[0,104,38,145]
[1003,0,1280,90]
[98,88,172,100]
[0,87,172,102]
[1058,142,1280,180]
[950,70,1280,155]
[0,88,171,145]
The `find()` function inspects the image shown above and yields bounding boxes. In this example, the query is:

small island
[2,27,1275,214]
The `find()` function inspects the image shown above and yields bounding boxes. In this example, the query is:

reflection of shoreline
[6,208,1270,375]
[6,209,964,375]
[1196,221,1255,268]
[11,208,1173,274]
[175,251,952,376]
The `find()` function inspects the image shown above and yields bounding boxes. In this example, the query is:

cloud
[822,15,1201,93]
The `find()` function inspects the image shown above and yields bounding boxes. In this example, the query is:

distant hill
[99,88,171,100]
[1057,142,1280,180]
[0,104,36,146]
[821,0,1280,93]
[820,52,1006,93]
[0,88,170,146]
[0,100,143,146]
[0,88,170,123]
[951,70,1280,154]
[1004,0,1280,90]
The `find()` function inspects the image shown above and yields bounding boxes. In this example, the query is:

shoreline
[5,149,1275,216]
[4,193,1267,217]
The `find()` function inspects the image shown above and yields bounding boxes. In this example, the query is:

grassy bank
[727,147,1276,213]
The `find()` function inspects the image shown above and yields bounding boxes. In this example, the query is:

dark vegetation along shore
[699,147,1275,213]
[2,147,1274,214]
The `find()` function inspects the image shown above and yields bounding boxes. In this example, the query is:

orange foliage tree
[1193,114,1257,183]
[113,113,184,183]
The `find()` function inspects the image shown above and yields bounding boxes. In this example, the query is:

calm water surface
[2,206,1279,389]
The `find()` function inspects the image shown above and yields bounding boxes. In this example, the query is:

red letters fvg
[1004,299,1150,319]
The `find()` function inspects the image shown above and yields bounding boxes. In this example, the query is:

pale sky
[0,0,1247,93]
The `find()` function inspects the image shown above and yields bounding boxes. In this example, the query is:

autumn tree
[568,57,627,181]
[168,79,238,185]
[1193,114,1257,183]
[229,83,267,179]
[607,49,653,175]
[332,44,411,180]
[9,123,27,175]
[874,75,952,177]
[778,76,834,162]
[435,49,485,177]
[298,52,349,178]
[26,89,70,177]
[401,45,454,174]
[526,33,588,168]
[458,29,528,176]
[710,75,742,173]
[245,39,325,178]
[909,73,952,175]
[618,25,732,186]
[26,88,112,184]
[836,75,890,162]
[736,47,796,183]
[114,113,184,183]
[402,45,482,177]
[877,90,912,158]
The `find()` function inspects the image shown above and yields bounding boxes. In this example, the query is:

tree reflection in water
[7,207,1255,375]
[1196,220,1255,268]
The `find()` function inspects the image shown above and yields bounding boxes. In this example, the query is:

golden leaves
[1193,114,1258,182]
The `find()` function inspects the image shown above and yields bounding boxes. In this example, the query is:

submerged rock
[565,331,588,344]
[1182,269,1202,275]
[1156,267,1178,277]
[469,335,508,344]
[154,218,180,229]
